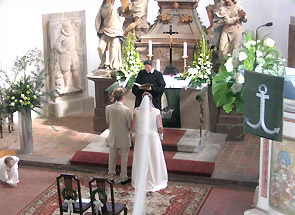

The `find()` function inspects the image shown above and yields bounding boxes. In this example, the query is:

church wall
[0,0,100,99]
[241,0,295,65]
[0,0,295,102]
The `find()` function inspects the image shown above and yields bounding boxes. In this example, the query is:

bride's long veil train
[132,95,153,215]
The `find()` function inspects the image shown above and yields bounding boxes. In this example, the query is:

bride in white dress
[131,93,168,214]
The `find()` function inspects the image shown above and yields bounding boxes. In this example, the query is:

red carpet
[162,128,186,151]
[70,128,215,176]
[71,151,214,176]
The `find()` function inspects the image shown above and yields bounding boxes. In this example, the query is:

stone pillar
[87,70,115,133]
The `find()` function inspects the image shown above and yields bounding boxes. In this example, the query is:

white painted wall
[0,0,295,98]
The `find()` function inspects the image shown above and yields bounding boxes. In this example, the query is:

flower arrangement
[0,49,45,114]
[178,34,213,88]
[116,32,144,88]
[212,33,286,113]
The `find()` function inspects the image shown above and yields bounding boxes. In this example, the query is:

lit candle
[105,50,110,65]
[148,40,153,56]
[183,42,187,57]
[156,59,161,71]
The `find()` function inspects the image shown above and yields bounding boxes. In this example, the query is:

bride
[131,92,168,214]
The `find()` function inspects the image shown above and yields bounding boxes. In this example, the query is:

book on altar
[134,83,153,87]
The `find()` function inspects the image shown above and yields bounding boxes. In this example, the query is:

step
[70,151,215,176]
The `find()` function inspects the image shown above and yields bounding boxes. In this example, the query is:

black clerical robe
[132,69,166,110]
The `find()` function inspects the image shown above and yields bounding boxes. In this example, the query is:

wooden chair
[89,177,127,215]
[56,173,91,215]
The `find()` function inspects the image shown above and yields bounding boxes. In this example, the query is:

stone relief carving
[48,19,85,96]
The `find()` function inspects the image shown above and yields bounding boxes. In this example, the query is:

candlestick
[156,59,161,71]
[182,55,188,73]
[183,42,188,58]
[148,40,153,56]
[147,54,153,60]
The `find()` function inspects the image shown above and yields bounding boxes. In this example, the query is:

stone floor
[0,111,260,214]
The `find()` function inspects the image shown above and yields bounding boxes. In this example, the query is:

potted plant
[0,48,52,154]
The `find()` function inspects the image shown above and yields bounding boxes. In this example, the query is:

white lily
[264,38,275,47]
[239,52,248,61]
[256,50,263,58]
[224,57,233,72]
[234,72,244,84]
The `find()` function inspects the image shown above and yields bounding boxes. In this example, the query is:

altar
[87,71,216,133]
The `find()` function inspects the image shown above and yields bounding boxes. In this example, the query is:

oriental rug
[17,176,212,215]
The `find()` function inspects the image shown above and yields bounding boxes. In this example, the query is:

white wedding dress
[131,97,168,193]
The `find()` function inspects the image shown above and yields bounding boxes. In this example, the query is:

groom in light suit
[105,88,132,184]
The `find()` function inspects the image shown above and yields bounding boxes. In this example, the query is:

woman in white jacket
[0,156,19,186]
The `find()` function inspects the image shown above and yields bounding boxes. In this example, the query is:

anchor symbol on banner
[245,84,280,134]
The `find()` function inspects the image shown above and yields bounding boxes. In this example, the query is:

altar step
[216,109,244,141]
[71,128,227,177]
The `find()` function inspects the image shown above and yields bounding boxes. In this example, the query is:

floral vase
[18,109,33,154]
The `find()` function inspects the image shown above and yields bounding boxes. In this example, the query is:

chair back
[89,177,115,215]
[56,173,84,215]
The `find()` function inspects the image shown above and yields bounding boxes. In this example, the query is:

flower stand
[18,109,33,154]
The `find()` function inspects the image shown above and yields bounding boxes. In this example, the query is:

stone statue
[216,0,247,56]
[54,21,83,94]
[205,0,224,50]
[95,0,124,70]
[120,0,150,38]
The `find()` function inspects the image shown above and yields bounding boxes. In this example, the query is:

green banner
[243,71,284,141]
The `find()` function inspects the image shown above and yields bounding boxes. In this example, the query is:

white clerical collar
[151,68,155,73]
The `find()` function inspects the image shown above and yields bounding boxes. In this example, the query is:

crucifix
[163,25,178,65]
[163,25,179,74]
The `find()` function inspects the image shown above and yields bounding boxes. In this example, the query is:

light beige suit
[105,101,132,181]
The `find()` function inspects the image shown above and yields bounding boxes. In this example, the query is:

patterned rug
[17,176,212,215]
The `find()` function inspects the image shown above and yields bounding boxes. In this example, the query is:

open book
[134,83,153,87]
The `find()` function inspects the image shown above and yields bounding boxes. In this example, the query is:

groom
[105,88,132,184]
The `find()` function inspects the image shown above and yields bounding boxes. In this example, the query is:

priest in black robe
[132,60,166,110]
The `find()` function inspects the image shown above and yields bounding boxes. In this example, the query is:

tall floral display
[212,33,286,114]
[178,34,213,88]
[0,49,46,154]
[116,32,144,88]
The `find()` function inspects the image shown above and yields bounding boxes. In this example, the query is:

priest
[132,60,166,110]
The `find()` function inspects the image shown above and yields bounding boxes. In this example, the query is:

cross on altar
[163,25,179,74]
[163,25,178,65]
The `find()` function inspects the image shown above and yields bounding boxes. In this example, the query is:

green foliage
[239,33,286,76]
[212,32,285,114]
[212,61,244,114]
[179,34,213,88]
[1,49,45,113]
[116,32,143,88]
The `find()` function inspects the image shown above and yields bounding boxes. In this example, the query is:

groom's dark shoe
[121,178,131,185]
